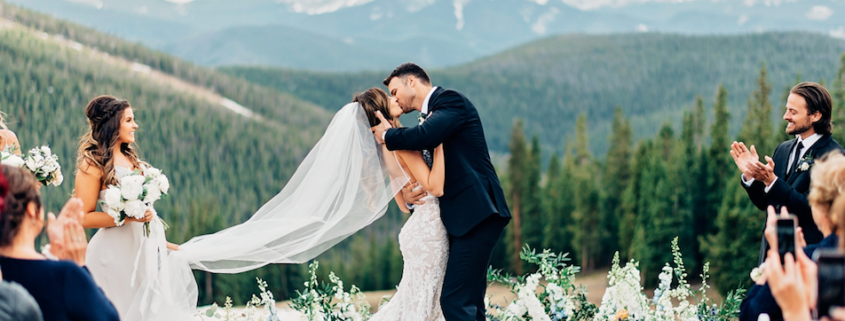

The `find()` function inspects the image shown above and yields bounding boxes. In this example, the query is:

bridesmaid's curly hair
[0,165,41,247]
[76,95,148,186]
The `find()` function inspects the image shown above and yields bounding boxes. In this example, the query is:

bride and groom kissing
[79,62,510,321]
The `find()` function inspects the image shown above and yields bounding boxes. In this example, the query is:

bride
[75,90,445,320]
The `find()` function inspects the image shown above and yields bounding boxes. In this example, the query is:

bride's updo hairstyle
[808,151,845,247]
[354,88,401,128]
[76,95,147,186]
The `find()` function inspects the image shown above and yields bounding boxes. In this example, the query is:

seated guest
[0,169,42,321]
[0,165,119,321]
[741,150,845,321]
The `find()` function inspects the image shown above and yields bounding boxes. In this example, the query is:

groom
[373,63,511,321]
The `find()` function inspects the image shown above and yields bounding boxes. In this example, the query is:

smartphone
[776,216,797,266]
[814,250,845,319]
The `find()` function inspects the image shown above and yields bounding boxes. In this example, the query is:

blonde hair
[76,95,147,186]
[808,151,845,247]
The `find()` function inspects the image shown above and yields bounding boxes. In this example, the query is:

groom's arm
[384,91,466,151]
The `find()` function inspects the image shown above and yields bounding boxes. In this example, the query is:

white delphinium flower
[119,175,146,200]
[518,273,551,321]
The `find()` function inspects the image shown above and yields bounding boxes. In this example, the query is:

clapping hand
[372,111,393,144]
[748,156,777,185]
[730,141,760,179]
[46,197,88,266]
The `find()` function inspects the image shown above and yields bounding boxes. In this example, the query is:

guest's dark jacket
[743,135,844,245]
[0,257,119,321]
[0,279,43,321]
[739,234,839,321]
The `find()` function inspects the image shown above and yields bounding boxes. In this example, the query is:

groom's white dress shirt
[742,133,822,193]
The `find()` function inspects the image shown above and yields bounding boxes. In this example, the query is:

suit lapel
[786,135,830,184]
[776,138,798,178]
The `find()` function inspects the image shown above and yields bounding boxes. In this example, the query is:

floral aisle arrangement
[1,145,63,186]
[290,261,373,321]
[201,278,281,321]
[594,238,745,321]
[485,246,596,321]
[220,237,745,321]
[99,166,170,236]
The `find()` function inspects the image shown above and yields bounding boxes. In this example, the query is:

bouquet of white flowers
[1,145,64,186]
[99,166,170,236]
[23,146,63,186]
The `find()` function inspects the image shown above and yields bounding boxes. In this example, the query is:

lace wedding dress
[86,166,197,321]
[370,193,449,321]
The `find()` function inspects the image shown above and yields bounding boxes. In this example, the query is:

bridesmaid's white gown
[86,166,197,321]
[370,194,449,321]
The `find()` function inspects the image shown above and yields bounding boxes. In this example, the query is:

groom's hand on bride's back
[372,111,393,144]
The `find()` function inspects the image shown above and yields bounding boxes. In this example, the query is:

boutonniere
[797,150,815,172]
[418,113,426,125]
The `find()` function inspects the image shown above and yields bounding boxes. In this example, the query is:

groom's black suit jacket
[384,87,511,236]
[743,134,843,245]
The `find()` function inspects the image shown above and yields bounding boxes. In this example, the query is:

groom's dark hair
[383,63,430,86]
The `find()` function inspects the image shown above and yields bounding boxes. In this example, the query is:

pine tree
[507,119,528,274]
[570,114,602,271]
[619,142,649,259]
[602,107,632,259]
[521,135,544,268]
[543,147,576,257]
[705,84,732,236]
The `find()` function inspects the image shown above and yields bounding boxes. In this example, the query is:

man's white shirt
[741,133,822,192]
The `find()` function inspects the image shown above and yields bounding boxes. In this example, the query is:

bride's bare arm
[396,145,445,197]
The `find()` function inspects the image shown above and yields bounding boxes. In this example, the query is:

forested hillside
[221,32,845,156]
[0,1,409,306]
[493,58,845,295]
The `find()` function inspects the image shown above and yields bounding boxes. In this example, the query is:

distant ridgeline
[220,32,845,157]
[0,0,412,306]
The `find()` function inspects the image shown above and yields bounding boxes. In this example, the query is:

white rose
[157,175,170,194]
[145,167,161,178]
[24,156,37,171]
[119,175,146,201]
[800,162,810,171]
[123,200,146,219]
[144,184,161,203]
[104,186,123,210]
[2,154,25,168]
[40,146,51,155]
[51,172,63,186]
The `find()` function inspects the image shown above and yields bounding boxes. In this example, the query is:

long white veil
[178,102,409,273]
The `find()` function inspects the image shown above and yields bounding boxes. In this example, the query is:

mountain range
[7,0,845,71]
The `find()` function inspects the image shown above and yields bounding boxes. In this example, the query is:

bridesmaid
[0,112,21,154]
